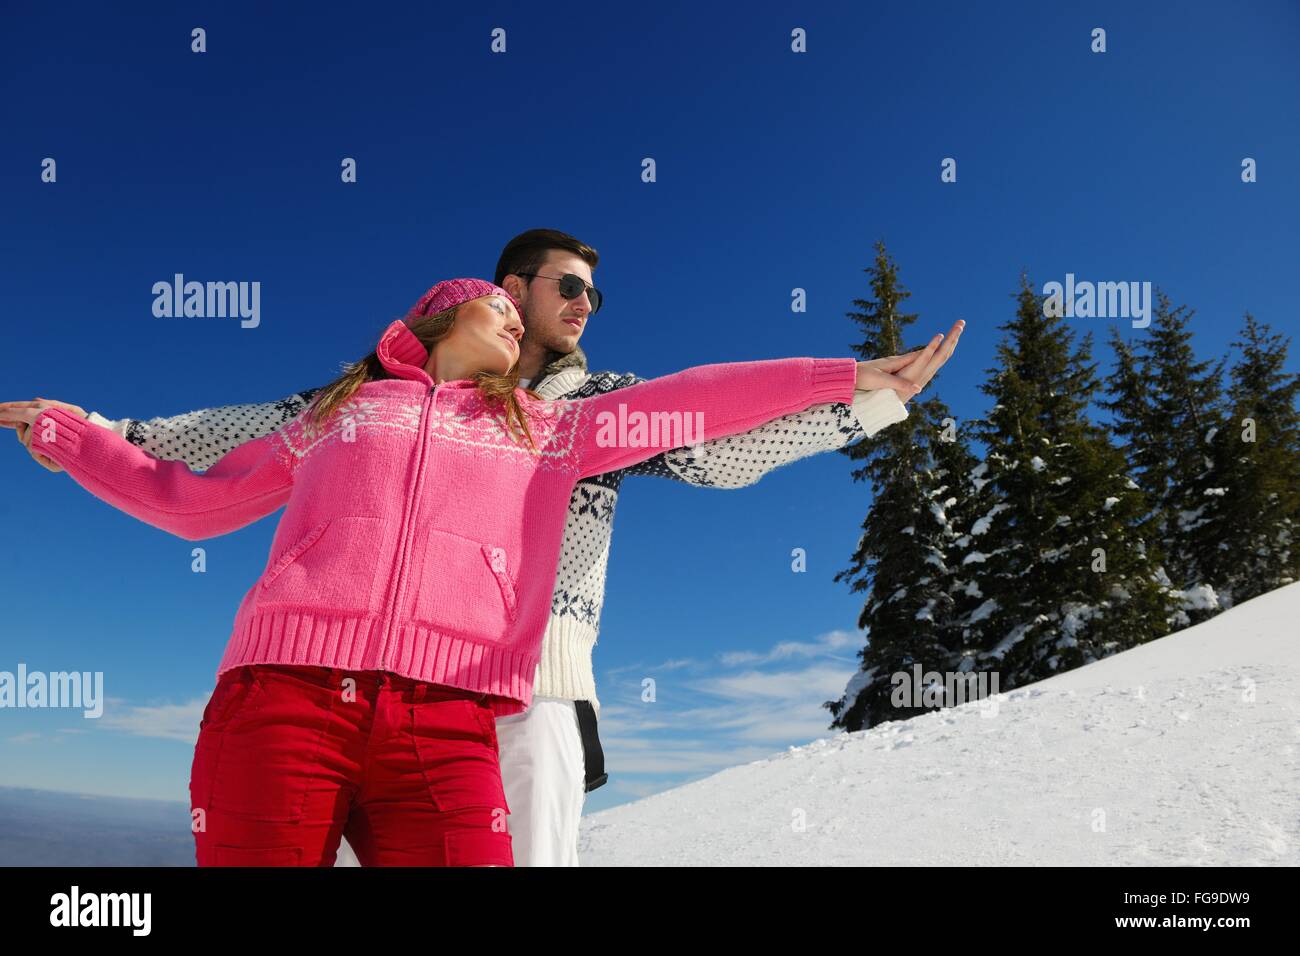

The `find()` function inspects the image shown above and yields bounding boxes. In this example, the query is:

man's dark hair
[494,228,600,288]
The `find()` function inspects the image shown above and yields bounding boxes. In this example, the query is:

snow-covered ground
[577,582,1300,865]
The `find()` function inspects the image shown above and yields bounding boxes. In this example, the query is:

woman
[8,278,953,866]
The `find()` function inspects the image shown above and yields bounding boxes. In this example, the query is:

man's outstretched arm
[84,387,325,471]
[619,381,909,488]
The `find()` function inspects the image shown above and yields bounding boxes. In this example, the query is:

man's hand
[0,398,89,472]
[854,320,967,404]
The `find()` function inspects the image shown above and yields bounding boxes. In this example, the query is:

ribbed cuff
[810,358,859,405]
[850,389,910,437]
[28,407,89,463]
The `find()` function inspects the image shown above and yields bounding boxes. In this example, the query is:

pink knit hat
[405,278,523,324]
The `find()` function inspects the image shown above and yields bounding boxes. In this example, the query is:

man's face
[503,250,595,355]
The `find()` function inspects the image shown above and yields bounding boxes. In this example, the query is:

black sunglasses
[515,272,603,315]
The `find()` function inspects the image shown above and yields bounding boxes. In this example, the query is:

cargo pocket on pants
[410,698,510,812]
[444,828,514,867]
[213,844,304,867]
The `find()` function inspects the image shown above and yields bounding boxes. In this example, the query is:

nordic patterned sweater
[84,340,910,713]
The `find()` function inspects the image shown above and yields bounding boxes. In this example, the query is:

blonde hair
[307,305,543,451]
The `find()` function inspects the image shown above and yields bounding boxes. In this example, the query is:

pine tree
[1098,291,1234,625]
[1099,326,1173,579]
[1194,313,1300,605]
[922,409,998,687]
[929,412,1017,682]
[826,242,979,732]
[959,276,1176,686]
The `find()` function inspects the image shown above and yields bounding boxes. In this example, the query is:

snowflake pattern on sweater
[273,392,579,473]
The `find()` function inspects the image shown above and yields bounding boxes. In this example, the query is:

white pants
[334,696,587,867]
[496,696,587,866]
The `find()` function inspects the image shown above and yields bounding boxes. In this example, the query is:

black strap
[573,699,608,792]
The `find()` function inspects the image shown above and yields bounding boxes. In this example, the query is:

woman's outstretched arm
[569,356,863,479]
[568,322,964,479]
[620,388,910,488]
[17,405,295,540]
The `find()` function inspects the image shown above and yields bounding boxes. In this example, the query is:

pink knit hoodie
[29,320,860,715]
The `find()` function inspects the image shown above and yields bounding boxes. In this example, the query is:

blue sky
[1,0,1297,819]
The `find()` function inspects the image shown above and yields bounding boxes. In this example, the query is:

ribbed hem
[28,407,88,462]
[533,613,601,714]
[850,388,910,437]
[216,608,541,717]
[810,358,860,405]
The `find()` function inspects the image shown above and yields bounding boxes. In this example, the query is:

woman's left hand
[854,320,966,402]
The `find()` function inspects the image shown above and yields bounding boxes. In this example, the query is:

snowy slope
[578,582,1300,866]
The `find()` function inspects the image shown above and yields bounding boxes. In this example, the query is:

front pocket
[260,522,329,590]
[257,516,390,615]
[191,670,268,822]
[205,670,338,823]
[474,702,499,754]
[409,528,519,637]
[199,667,265,733]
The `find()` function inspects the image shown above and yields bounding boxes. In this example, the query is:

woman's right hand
[0,398,89,472]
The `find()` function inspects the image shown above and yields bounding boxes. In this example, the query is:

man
[5,228,948,865]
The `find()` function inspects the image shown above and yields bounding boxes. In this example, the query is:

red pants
[189,664,513,866]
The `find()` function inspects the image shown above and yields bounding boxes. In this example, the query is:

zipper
[378,382,438,671]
